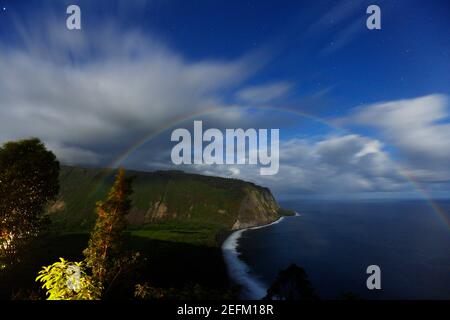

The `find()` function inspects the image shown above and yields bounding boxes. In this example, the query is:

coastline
[221,215,293,299]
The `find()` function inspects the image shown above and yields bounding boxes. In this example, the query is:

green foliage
[51,167,280,237]
[338,292,362,300]
[277,208,296,216]
[0,138,59,266]
[36,258,101,300]
[134,282,238,300]
[131,220,227,246]
[83,168,134,286]
[134,282,165,299]
[33,170,139,300]
[264,264,319,300]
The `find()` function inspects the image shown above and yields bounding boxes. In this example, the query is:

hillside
[49,166,289,245]
[2,167,291,298]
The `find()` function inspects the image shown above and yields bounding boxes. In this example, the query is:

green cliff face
[50,166,282,234]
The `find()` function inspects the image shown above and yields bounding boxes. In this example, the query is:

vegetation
[1,139,284,300]
[35,258,101,300]
[51,166,281,238]
[277,208,296,216]
[130,220,227,247]
[338,292,362,300]
[0,138,59,267]
[83,168,134,287]
[134,282,238,300]
[264,264,318,301]
[36,169,139,299]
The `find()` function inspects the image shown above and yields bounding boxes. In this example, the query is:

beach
[221,216,291,299]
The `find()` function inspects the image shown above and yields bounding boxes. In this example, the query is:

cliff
[50,166,286,233]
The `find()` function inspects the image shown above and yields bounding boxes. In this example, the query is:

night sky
[0,0,449,199]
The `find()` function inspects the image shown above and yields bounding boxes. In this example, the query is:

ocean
[223,200,450,300]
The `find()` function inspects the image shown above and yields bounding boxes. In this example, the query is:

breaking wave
[221,216,287,299]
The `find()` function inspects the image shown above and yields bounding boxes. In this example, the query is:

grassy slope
[3,167,287,298]
[51,166,281,246]
[0,233,230,299]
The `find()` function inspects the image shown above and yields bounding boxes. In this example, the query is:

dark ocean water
[236,200,450,299]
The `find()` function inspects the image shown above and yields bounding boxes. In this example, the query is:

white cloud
[307,0,364,56]
[46,143,100,165]
[308,0,361,34]
[0,22,263,160]
[320,17,364,56]
[341,94,450,181]
[229,167,241,176]
[2,15,449,198]
[185,134,405,196]
[236,82,292,104]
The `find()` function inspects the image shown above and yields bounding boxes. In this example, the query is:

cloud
[46,142,100,165]
[0,20,265,163]
[319,17,364,56]
[307,0,362,34]
[276,134,403,194]
[177,133,406,197]
[2,9,448,199]
[341,94,450,181]
[236,82,292,104]
[306,0,365,55]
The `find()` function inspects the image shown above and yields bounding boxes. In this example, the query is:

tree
[338,291,361,300]
[264,264,319,300]
[83,168,134,289]
[36,258,101,300]
[134,282,238,300]
[36,169,137,300]
[0,138,59,267]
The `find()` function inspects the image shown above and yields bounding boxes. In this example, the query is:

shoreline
[221,214,295,299]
